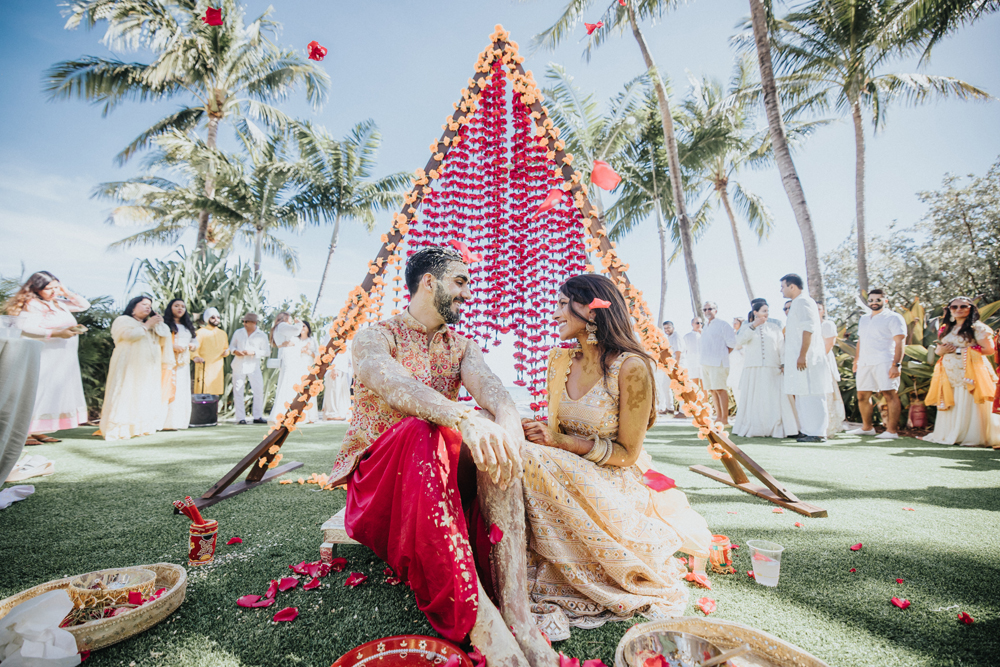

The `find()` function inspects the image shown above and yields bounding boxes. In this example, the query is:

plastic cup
[188,519,219,566]
[747,539,784,587]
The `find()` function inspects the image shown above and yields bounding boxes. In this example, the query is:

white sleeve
[821,320,837,339]
[736,324,756,347]
[891,313,907,338]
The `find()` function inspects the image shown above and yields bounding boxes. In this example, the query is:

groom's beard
[434,282,463,325]
[870,303,883,312]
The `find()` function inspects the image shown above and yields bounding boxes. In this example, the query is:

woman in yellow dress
[520,274,713,634]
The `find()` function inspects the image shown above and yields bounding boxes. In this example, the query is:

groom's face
[432,261,472,325]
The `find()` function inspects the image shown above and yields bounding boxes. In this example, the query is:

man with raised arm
[329,246,556,667]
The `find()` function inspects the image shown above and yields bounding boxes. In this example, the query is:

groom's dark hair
[405,246,465,294]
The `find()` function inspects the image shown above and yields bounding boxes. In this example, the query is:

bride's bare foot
[511,620,559,667]
[470,587,530,667]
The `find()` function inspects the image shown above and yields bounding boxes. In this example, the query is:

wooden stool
[320,507,359,563]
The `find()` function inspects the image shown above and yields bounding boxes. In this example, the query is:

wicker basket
[0,563,186,653]
[614,618,830,667]
[66,567,157,610]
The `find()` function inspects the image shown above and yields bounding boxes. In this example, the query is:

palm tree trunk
[197,115,221,252]
[718,183,755,300]
[626,4,701,318]
[654,200,669,326]
[313,213,342,316]
[748,0,824,302]
[852,101,869,294]
[253,226,264,275]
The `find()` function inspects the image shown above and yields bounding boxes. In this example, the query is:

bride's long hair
[559,274,657,390]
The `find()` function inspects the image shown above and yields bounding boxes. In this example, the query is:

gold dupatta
[925,348,996,411]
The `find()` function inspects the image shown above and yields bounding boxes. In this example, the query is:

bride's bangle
[583,435,613,465]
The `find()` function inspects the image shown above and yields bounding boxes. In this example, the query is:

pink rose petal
[644,658,669,667]
[289,561,309,575]
[250,597,276,608]
[469,648,486,667]
[850,543,863,551]
[273,606,298,622]
[127,591,144,606]
[226,537,243,545]
[559,654,581,667]
[345,572,368,587]
[696,597,716,615]
[278,577,299,592]
[891,597,911,610]
[489,523,504,545]
[958,612,974,625]
[444,655,461,667]
[772,508,785,514]
[304,561,322,578]
[583,660,609,667]
[896,578,904,584]
[303,577,321,590]
[902,507,915,511]
[849,568,857,573]
[264,579,278,599]
[641,469,676,492]
[329,557,347,573]
[237,595,261,608]
[794,522,803,528]
[747,570,755,579]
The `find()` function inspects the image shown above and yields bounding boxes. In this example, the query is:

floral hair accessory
[449,239,483,264]
[588,298,611,309]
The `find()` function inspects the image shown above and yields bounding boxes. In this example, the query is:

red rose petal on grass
[80,650,90,662]
[278,577,299,592]
[902,507,915,511]
[584,21,603,35]
[384,567,393,576]
[345,572,368,587]
[303,577,321,590]
[237,595,261,608]
[696,597,716,615]
[202,7,223,25]
[226,537,243,545]
[958,612,975,625]
[317,563,332,577]
[850,543,863,551]
[730,544,740,549]
[891,597,911,610]
[794,522,803,528]
[641,469,676,492]
[273,607,298,622]
[127,591,144,605]
[644,657,668,667]
[305,561,323,578]
[290,561,309,575]
[330,557,348,572]
[583,660,609,667]
[265,579,278,599]
[772,508,784,514]
[896,578,904,584]
[251,597,276,608]
[559,654,580,667]
[684,572,712,589]
[849,568,857,573]
[489,523,504,544]
[386,576,402,585]
[727,511,738,514]
[747,570,755,579]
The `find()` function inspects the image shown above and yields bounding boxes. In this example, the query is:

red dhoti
[345,417,480,642]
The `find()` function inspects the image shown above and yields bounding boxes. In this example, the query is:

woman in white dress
[732,301,799,438]
[4,272,90,443]
[923,297,1000,447]
[818,303,846,437]
[99,296,170,440]
[269,314,319,424]
[323,340,353,420]
[161,299,198,430]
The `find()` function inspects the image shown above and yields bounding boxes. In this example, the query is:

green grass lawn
[2,420,998,667]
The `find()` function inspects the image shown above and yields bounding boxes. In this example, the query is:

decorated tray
[332,635,474,667]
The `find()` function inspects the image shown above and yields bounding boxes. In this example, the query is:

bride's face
[554,293,587,341]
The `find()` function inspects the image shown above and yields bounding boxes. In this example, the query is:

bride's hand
[521,419,555,447]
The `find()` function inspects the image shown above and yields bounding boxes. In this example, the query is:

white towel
[0,485,35,510]
[0,589,81,666]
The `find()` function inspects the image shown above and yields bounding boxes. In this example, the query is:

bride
[520,274,713,632]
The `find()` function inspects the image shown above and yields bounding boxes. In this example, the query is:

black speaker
[190,394,219,428]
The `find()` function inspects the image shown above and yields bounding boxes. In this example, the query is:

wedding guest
[846,289,906,439]
[817,301,846,437]
[160,299,198,431]
[729,316,746,407]
[323,341,353,421]
[732,300,799,437]
[923,297,1000,447]
[699,302,736,425]
[192,307,228,396]
[270,317,318,424]
[230,312,269,424]
[683,318,703,389]
[781,274,832,442]
[5,272,89,444]
[663,321,683,365]
[99,296,169,440]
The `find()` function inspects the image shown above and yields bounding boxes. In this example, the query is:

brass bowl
[66,567,157,610]
[621,629,724,667]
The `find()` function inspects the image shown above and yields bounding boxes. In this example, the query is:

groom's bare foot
[470,589,530,667]
[511,621,559,667]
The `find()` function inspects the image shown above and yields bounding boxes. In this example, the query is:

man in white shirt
[229,312,271,424]
[656,321,683,414]
[847,288,907,439]
[683,318,704,389]
[781,274,832,442]
[700,302,737,425]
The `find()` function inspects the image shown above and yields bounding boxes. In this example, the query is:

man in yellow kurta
[193,307,229,396]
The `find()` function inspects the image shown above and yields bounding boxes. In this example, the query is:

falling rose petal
[237,595,262,608]
[850,543,863,551]
[449,239,483,264]
[584,21,603,35]
[896,578,904,584]
[273,607,298,622]
[747,570,755,579]
[794,522,803,528]
[583,660,609,667]
[290,561,309,575]
[902,507,915,511]
[534,189,564,217]
[696,597,717,615]
[345,572,368,587]
[278,577,299,592]
[202,7,223,25]
[587,298,612,310]
[619,0,626,5]
[644,657,669,667]
[489,523,504,544]
[307,40,327,62]
[559,654,581,667]
[958,612,974,625]
[303,577,321,590]
[127,591,144,606]
[264,579,279,599]
[250,597,276,608]
[330,557,348,573]
[641,469,676,492]
[891,597,911,610]
[849,568,857,573]
[772,508,785,514]
[590,161,621,191]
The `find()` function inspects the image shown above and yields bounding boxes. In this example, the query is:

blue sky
[1,1,998,382]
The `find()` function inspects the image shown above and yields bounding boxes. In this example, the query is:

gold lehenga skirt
[522,442,711,629]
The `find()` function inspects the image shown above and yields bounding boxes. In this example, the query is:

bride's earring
[586,320,598,345]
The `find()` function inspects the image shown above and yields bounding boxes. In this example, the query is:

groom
[329,245,556,667]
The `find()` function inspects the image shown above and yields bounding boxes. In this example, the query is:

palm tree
[746,0,827,302]
[533,0,704,317]
[95,129,303,273]
[895,0,999,59]
[290,121,409,315]
[46,0,329,249]
[772,0,992,293]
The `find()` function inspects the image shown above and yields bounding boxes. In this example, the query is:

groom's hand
[458,416,522,490]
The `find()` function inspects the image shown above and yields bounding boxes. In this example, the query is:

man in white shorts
[683,317,703,390]
[848,289,906,439]
[700,302,736,425]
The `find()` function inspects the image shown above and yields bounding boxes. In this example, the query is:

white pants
[232,367,264,421]
[794,394,829,437]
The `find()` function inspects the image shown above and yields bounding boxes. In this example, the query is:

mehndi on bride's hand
[521,419,556,448]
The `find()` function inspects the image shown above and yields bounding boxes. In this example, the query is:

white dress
[17,296,90,433]
[269,324,318,424]
[323,342,353,420]
[732,322,799,438]
[100,316,169,440]
[682,331,701,380]
[821,319,846,436]
[923,322,1000,447]
[162,326,194,430]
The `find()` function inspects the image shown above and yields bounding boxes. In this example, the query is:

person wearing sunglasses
[699,302,736,426]
[846,289,907,439]
[923,297,1000,447]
